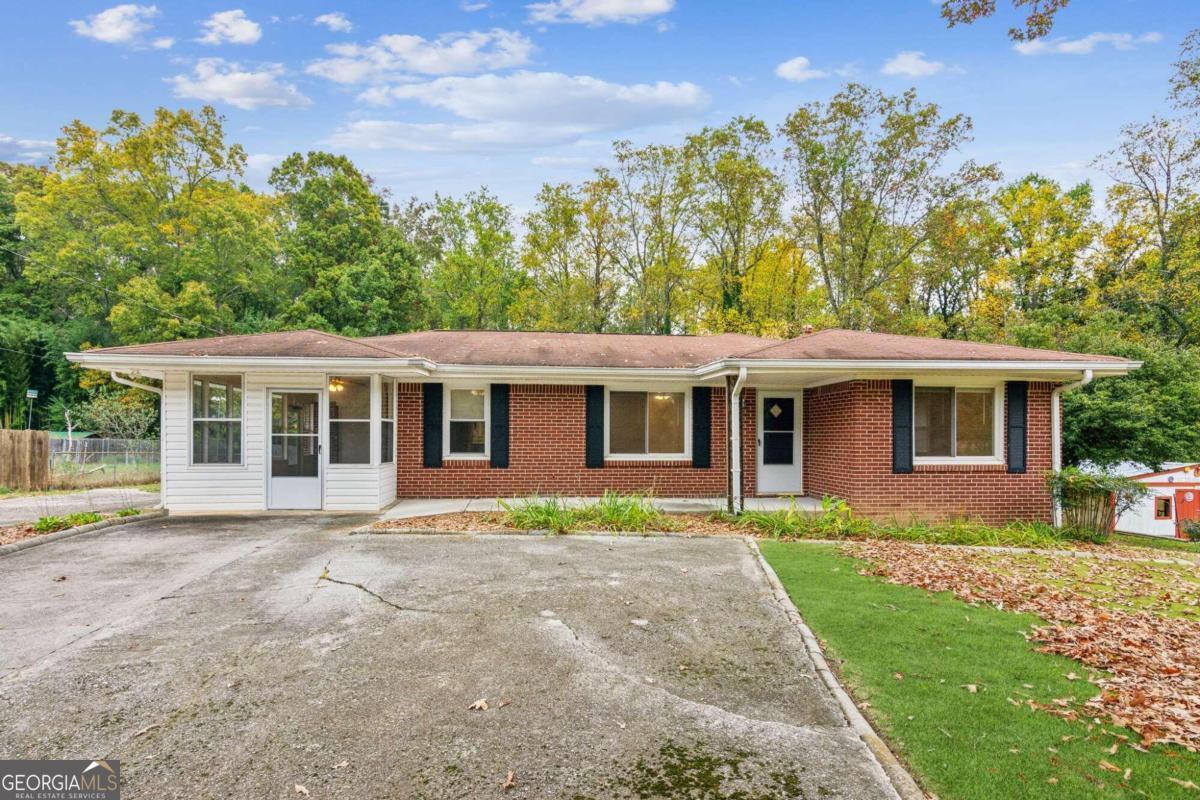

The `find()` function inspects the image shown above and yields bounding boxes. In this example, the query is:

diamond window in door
[762,396,795,465]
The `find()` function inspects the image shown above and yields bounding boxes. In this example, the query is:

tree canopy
[3,32,1200,469]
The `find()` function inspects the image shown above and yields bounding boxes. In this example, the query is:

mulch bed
[0,523,42,547]
[848,540,1200,751]
[371,512,745,536]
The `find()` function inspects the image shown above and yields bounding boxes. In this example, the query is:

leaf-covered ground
[760,542,1200,799]
[850,541,1200,751]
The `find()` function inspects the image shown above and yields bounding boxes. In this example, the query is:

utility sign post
[25,388,37,430]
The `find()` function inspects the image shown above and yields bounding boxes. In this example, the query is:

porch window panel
[914,387,953,458]
[448,388,487,456]
[609,391,648,454]
[955,389,994,457]
[191,375,243,465]
[380,380,394,464]
[329,376,371,464]
[647,392,685,453]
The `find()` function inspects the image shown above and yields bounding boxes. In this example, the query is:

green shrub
[114,507,141,517]
[33,511,105,533]
[64,511,103,527]
[499,495,579,534]
[1183,520,1200,543]
[33,515,68,533]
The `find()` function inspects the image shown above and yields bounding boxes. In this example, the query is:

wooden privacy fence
[0,429,51,491]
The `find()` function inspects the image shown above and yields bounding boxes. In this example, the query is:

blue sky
[1,1,1193,211]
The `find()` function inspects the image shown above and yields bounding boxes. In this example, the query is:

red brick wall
[803,379,1056,524]
[395,384,728,498]
[395,378,1056,523]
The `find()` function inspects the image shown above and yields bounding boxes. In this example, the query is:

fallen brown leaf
[502,771,516,791]
[294,785,309,797]
[468,698,489,711]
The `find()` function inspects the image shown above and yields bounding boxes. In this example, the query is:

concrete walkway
[0,515,899,799]
[381,495,821,520]
[0,486,160,526]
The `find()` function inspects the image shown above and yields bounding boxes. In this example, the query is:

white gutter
[109,371,162,396]
[1051,369,1093,527]
[695,357,1139,377]
[729,366,748,513]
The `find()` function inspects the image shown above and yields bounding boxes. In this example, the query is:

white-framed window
[444,387,489,458]
[605,387,690,459]
[913,384,1002,463]
[380,379,395,464]
[191,374,243,465]
[328,376,371,464]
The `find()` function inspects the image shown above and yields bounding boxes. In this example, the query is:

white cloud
[70,4,159,45]
[0,134,54,162]
[245,152,285,172]
[330,70,708,152]
[313,12,352,33]
[881,50,945,78]
[526,0,673,25]
[168,58,311,109]
[774,56,828,83]
[198,10,262,45]
[151,36,175,49]
[531,154,591,166]
[1014,31,1162,56]
[364,71,706,124]
[461,1,490,10]
[306,28,533,83]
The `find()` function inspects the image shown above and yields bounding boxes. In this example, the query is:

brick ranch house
[66,328,1138,524]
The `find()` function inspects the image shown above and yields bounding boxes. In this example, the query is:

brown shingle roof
[736,329,1131,363]
[87,329,399,359]
[361,330,779,368]
[82,327,1132,367]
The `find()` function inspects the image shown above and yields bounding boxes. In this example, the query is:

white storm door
[757,393,802,495]
[269,390,322,509]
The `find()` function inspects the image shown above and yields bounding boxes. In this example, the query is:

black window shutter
[892,379,914,474]
[585,385,604,468]
[422,383,443,468]
[490,383,510,468]
[692,386,712,468]
[1006,381,1028,474]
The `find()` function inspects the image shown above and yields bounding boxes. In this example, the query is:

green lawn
[759,541,1199,800]
[1114,532,1200,554]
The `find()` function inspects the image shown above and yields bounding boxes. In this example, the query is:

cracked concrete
[0,516,898,799]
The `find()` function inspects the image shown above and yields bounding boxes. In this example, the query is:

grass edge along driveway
[758,541,1199,800]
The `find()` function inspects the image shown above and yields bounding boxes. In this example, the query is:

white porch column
[729,367,747,513]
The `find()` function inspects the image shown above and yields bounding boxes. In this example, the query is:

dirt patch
[849,540,1200,751]
[372,512,747,536]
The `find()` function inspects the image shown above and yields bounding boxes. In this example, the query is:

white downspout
[729,366,748,513]
[1051,369,1093,527]
[111,371,165,511]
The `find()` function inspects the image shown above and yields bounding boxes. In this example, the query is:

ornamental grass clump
[499,495,579,534]
[1047,467,1148,544]
[585,491,677,532]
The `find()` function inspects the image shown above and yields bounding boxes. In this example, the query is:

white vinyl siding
[163,370,396,514]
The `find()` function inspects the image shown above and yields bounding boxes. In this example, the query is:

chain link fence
[49,437,160,488]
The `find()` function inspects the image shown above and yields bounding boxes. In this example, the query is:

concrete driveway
[0,486,160,526]
[0,516,898,799]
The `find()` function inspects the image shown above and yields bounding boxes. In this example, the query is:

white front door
[269,390,322,509]
[757,392,802,495]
